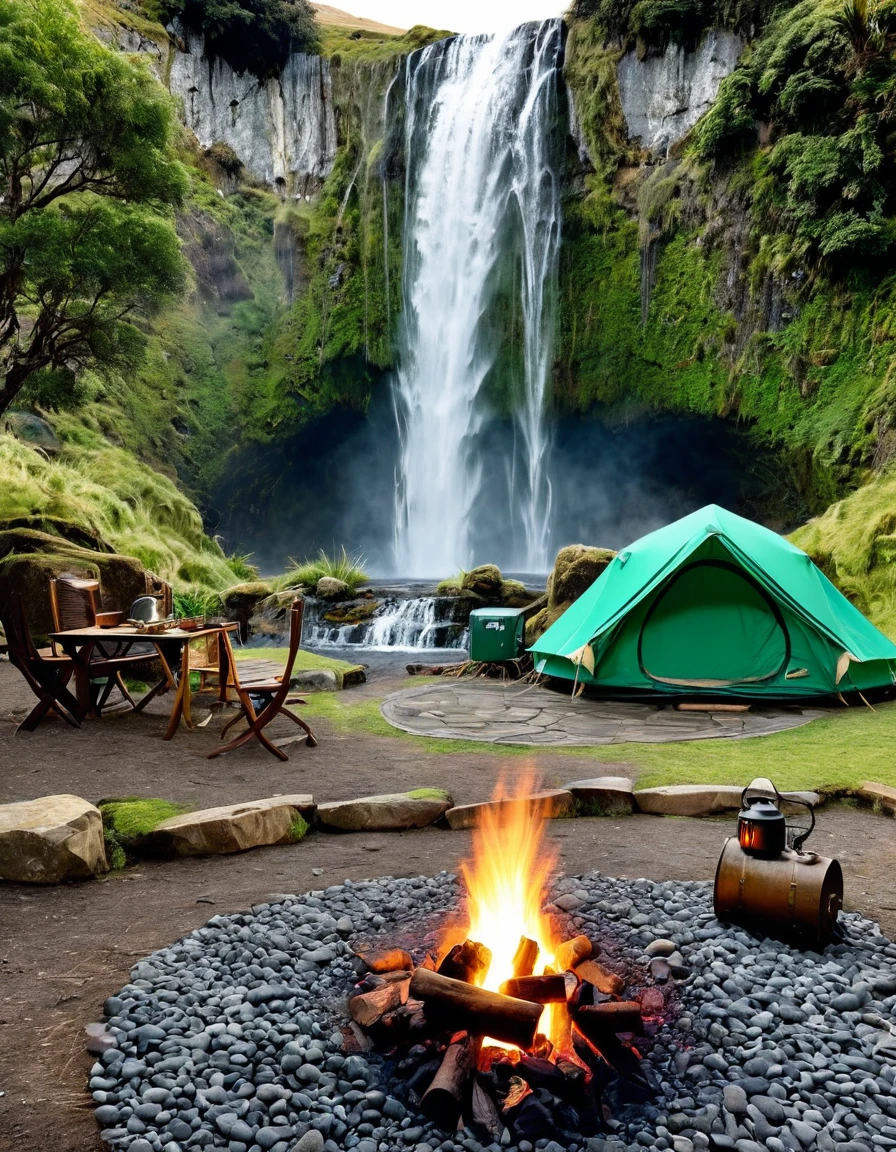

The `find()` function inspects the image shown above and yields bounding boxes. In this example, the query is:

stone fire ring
[381,683,825,746]
[89,873,896,1152]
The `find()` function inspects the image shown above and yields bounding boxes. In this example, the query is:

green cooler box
[469,607,526,662]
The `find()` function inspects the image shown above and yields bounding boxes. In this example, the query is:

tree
[0,0,189,418]
[156,0,320,78]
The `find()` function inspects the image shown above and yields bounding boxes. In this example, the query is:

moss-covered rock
[526,543,616,643]
[221,580,274,638]
[461,564,503,600]
[0,528,169,642]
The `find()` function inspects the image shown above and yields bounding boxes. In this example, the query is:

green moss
[98,796,190,866]
[407,788,452,800]
[288,813,310,842]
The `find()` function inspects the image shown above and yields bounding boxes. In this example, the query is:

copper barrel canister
[714,838,844,946]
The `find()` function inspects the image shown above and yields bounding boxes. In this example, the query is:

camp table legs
[161,630,231,739]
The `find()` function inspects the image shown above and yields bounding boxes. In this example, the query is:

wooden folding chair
[1,594,82,733]
[49,574,152,715]
[208,598,317,761]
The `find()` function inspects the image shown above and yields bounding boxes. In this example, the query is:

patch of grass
[407,788,452,800]
[298,685,896,794]
[285,547,369,593]
[0,434,247,594]
[98,796,191,868]
[288,813,309,842]
[436,570,467,594]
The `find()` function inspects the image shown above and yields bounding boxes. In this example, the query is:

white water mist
[391,21,564,577]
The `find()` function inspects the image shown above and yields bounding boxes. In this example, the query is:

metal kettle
[129,595,164,624]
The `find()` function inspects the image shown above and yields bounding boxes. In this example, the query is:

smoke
[216,399,794,582]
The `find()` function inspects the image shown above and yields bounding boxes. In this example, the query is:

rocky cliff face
[168,29,337,193]
[616,30,742,156]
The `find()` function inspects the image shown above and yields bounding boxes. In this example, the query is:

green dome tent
[530,505,896,699]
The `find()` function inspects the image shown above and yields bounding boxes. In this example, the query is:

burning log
[573,1023,650,1090]
[409,968,543,1050]
[348,979,409,1028]
[512,935,539,977]
[498,972,573,1003]
[420,1032,480,1129]
[555,935,592,971]
[575,959,624,996]
[356,947,414,973]
[573,1001,644,1038]
[438,939,492,984]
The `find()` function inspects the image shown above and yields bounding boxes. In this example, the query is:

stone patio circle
[381,682,823,747]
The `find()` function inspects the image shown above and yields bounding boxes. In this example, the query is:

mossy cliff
[561,0,896,518]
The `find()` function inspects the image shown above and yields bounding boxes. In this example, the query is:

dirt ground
[2,662,896,1152]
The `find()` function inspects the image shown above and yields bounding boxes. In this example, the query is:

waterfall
[306,596,469,651]
[391,21,564,578]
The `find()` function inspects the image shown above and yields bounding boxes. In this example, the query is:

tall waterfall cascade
[391,21,565,578]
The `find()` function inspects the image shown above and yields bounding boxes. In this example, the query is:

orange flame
[458,769,559,1046]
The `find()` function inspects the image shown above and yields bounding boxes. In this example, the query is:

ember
[346,775,660,1144]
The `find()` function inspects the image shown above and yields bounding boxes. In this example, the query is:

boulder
[316,576,350,600]
[526,544,616,644]
[859,781,896,816]
[500,579,539,607]
[0,528,169,643]
[142,795,316,857]
[633,785,744,816]
[3,411,61,455]
[633,784,821,817]
[446,790,575,830]
[563,776,636,816]
[291,668,339,692]
[316,790,453,832]
[221,580,274,640]
[461,564,503,600]
[0,795,107,883]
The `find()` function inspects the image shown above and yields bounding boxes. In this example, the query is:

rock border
[2,779,891,884]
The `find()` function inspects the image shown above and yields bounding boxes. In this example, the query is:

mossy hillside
[790,468,896,638]
[0,434,248,590]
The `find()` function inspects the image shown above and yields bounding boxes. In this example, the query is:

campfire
[344,776,663,1145]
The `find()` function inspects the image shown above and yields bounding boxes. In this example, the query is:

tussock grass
[285,546,369,593]
[790,469,896,638]
[0,434,247,592]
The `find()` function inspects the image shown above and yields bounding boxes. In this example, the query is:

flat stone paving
[380,681,826,745]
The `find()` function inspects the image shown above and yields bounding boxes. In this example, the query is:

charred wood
[409,968,543,1050]
[420,1032,480,1129]
[438,939,492,984]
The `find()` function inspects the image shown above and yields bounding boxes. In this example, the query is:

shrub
[153,0,319,77]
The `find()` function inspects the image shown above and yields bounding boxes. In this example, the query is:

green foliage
[0,0,189,416]
[570,0,793,46]
[99,796,190,866]
[172,587,223,617]
[151,0,319,77]
[692,0,896,266]
[406,788,452,800]
[437,570,469,594]
[287,546,369,592]
[287,813,309,842]
[0,433,248,591]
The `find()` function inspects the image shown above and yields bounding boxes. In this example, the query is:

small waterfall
[306,596,469,651]
[391,21,564,577]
